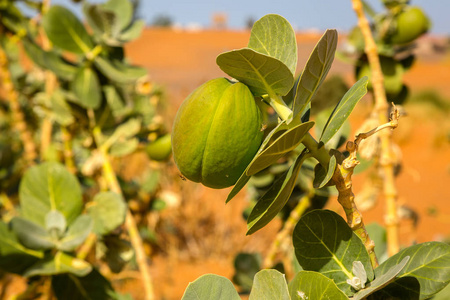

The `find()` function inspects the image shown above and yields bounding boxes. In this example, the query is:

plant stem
[91,126,155,300]
[61,126,76,174]
[77,233,96,260]
[0,47,37,165]
[264,94,293,121]
[351,0,400,256]
[263,194,311,268]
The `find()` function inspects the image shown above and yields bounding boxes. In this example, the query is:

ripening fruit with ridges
[172,78,263,189]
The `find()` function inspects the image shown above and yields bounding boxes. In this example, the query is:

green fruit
[391,6,430,45]
[356,56,404,96]
[146,134,172,162]
[172,78,263,189]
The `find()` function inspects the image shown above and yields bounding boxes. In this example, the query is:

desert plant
[174,13,450,299]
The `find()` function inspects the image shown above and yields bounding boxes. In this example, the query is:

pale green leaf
[247,151,308,235]
[19,162,83,227]
[87,192,126,236]
[71,66,102,109]
[104,85,127,118]
[42,5,93,54]
[216,48,294,96]
[11,217,55,251]
[109,138,139,157]
[58,215,93,252]
[119,19,145,42]
[371,242,450,299]
[288,271,348,300]
[247,121,314,176]
[102,0,133,31]
[94,56,147,84]
[248,14,297,75]
[320,77,368,144]
[293,209,374,296]
[293,29,338,116]
[182,274,240,300]
[51,90,74,126]
[353,256,410,300]
[249,269,290,300]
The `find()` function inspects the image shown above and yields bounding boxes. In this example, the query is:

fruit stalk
[92,126,155,300]
[263,193,311,268]
[0,46,37,165]
[351,0,400,256]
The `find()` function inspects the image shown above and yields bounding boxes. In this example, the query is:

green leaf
[249,269,290,300]
[87,192,126,236]
[293,209,374,296]
[292,29,338,116]
[22,38,77,81]
[104,85,127,118]
[182,274,240,300]
[433,282,450,300]
[371,242,450,299]
[51,90,75,126]
[71,66,102,109]
[11,217,55,250]
[288,271,348,300]
[0,221,42,274]
[94,56,147,84]
[314,108,351,149]
[353,256,410,300]
[247,151,308,235]
[42,5,93,54]
[313,155,337,189]
[320,77,368,144]
[58,215,93,252]
[19,162,83,227]
[24,252,92,277]
[119,19,145,42]
[216,48,294,96]
[52,269,116,300]
[45,210,67,238]
[248,14,297,75]
[247,121,314,176]
[102,0,133,31]
[109,138,139,157]
[226,120,291,203]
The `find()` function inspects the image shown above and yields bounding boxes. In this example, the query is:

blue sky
[51,0,450,34]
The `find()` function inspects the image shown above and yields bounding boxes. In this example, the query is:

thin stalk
[0,47,37,165]
[91,126,155,300]
[263,94,293,121]
[351,0,400,256]
[263,194,311,268]
[61,126,76,174]
[77,233,97,260]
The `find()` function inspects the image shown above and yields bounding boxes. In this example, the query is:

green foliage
[71,66,102,109]
[371,242,450,299]
[182,274,241,300]
[43,5,94,54]
[19,162,83,227]
[293,210,374,296]
[232,252,261,292]
[249,269,290,300]
[87,192,126,236]
[288,271,348,299]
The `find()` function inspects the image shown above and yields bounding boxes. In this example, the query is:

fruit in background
[391,6,430,45]
[356,56,404,96]
[172,78,263,189]
[146,134,172,162]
